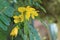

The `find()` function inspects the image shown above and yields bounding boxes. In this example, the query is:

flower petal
[18,7,26,13]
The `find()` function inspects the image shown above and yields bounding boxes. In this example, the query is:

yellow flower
[25,12,31,20]
[25,11,38,20]
[19,14,24,22]
[13,16,20,23]
[13,15,24,23]
[17,6,39,21]
[31,11,38,19]
[25,6,38,20]
[10,26,19,37]
[18,7,26,13]
[26,6,35,12]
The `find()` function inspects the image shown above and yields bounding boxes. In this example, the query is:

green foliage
[0,0,14,40]
[0,32,7,40]
[28,23,41,40]
[0,0,14,31]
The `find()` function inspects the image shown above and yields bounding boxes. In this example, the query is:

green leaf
[0,0,9,11]
[0,28,8,40]
[0,14,10,26]
[0,0,14,17]
[29,0,33,5]
[29,32,34,40]
[38,0,42,3]
[0,0,14,31]
[39,4,46,13]
[4,6,14,17]
[0,32,7,40]
[33,2,46,13]
[23,35,28,40]
[19,29,24,40]
[28,23,41,40]
[0,21,7,31]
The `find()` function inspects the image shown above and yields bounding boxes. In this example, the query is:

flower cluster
[13,6,39,23]
[10,6,39,37]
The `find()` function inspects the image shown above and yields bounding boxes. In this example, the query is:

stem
[12,36,13,40]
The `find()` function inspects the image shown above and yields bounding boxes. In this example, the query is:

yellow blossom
[13,16,20,23]
[26,12,38,20]
[31,11,38,19]
[17,6,39,21]
[32,11,38,16]
[26,6,35,12]
[19,14,24,22]
[13,15,24,23]
[25,6,38,20]
[10,26,19,37]
[25,12,31,20]
[18,7,26,13]
[25,11,38,20]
